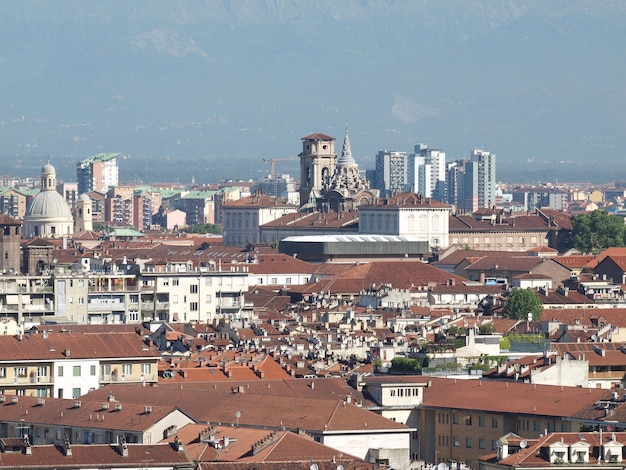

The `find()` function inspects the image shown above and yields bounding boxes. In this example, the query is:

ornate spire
[337,126,356,167]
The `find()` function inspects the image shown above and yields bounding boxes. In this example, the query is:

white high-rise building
[408,144,446,200]
[374,150,408,195]
[471,148,497,208]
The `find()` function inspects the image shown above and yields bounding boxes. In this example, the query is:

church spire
[337,126,356,166]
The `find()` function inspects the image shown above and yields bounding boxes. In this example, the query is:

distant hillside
[1,0,625,183]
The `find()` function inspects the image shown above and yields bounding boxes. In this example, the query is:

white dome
[26,190,73,218]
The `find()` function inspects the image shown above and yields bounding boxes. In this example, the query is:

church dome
[42,162,55,174]
[23,160,74,238]
[26,190,73,218]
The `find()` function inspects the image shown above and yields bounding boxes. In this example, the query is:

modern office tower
[471,148,496,209]
[374,150,408,195]
[77,153,120,195]
[408,144,446,200]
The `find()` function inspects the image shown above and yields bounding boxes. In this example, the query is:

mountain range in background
[1,0,625,185]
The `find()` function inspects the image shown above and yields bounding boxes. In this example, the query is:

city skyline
[1,1,625,184]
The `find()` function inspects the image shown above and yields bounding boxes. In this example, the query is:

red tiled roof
[301,132,335,141]
[0,442,191,468]
[83,383,404,432]
[0,331,159,361]
[422,377,609,417]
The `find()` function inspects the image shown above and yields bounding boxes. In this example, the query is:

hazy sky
[1,0,625,183]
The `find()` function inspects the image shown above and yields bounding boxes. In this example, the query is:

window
[15,366,27,378]
[205,295,212,303]
[190,284,198,294]
[172,295,178,304]
[163,279,169,286]
[257,278,263,284]
[492,417,498,428]
[465,416,472,426]
[190,302,198,311]
[452,414,459,425]
[204,277,212,286]
[78,297,85,304]
[172,279,179,286]
[72,387,81,398]
[128,311,139,322]
[90,365,96,376]
[286,277,292,284]
[271,277,277,285]
[58,366,64,377]
[479,438,486,449]
[73,366,81,377]
[37,366,47,378]
[479,416,485,427]
[122,364,132,376]
[141,363,151,375]
[453,436,459,447]
[466,437,472,448]
[0,367,6,378]
[101,364,111,377]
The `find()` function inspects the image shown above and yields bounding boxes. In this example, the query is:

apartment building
[77,153,120,195]
[0,395,193,445]
[0,331,160,398]
[139,269,248,323]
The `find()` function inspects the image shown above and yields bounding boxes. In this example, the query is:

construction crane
[262,157,299,177]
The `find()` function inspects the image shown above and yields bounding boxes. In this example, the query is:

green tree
[180,223,221,235]
[572,210,625,254]
[502,287,543,321]
[390,357,422,372]
[478,323,495,335]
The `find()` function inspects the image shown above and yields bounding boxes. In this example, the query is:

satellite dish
[337,466,344,470]
[520,440,528,449]
[438,462,449,470]
[310,464,319,470]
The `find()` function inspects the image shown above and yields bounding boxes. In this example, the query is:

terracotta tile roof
[537,208,573,230]
[0,442,191,468]
[0,331,159,361]
[261,210,359,229]
[301,132,335,141]
[554,255,596,268]
[539,308,626,326]
[433,249,521,267]
[465,256,542,272]
[422,377,609,417]
[488,432,623,467]
[0,214,21,225]
[536,289,596,305]
[0,395,186,432]
[246,254,315,274]
[83,382,400,432]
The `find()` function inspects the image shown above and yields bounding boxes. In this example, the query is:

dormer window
[576,451,586,463]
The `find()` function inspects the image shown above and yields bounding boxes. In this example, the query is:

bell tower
[298,133,337,208]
